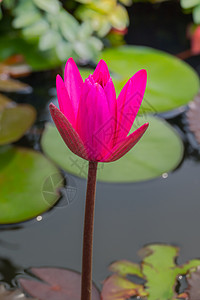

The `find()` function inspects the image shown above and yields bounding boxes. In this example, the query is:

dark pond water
[1,0,200,292]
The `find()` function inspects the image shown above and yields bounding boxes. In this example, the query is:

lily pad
[0,146,63,224]
[102,244,200,300]
[99,46,199,114]
[0,93,11,110]
[19,267,100,300]
[0,103,36,145]
[186,267,200,300]
[41,116,184,182]
[0,77,31,92]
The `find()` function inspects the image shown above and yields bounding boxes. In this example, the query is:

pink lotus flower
[50,58,148,162]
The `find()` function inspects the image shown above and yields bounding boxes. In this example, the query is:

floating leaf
[0,94,11,110]
[109,260,143,278]
[139,244,200,300]
[186,267,200,300]
[0,146,64,224]
[0,103,36,145]
[100,46,199,114]
[101,274,147,300]
[187,91,200,145]
[0,54,31,78]
[41,116,184,182]
[0,77,31,92]
[0,284,37,299]
[102,244,200,300]
[19,267,100,300]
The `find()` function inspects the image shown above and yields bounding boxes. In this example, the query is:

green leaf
[41,116,184,183]
[22,19,49,39]
[103,244,200,300]
[193,4,200,23]
[39,30,61,51]
[33,0,60,14]
[0,103,36,145]
[109,260,143,278]
[13,6,41,29]
[139,245,200,300]
[180,0,200,9]
[0,146,64,224]
[101,275,147,300]
[58,10,79,42]
[100,46,199,114]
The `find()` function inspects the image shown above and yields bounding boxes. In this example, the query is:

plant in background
[74,0,130,37]
[49,57,148,300]
[0,0,103,64]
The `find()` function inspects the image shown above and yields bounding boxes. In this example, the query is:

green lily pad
[99,46,199,114]
[0,103,36,145]
[0,146,64,224]
[41,116,184,182]
[102,244,200,300]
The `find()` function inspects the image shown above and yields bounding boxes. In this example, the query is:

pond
[0,1,200,298]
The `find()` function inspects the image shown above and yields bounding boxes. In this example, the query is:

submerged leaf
[187,91,200,145]
[19,267,100,300]
[0,284,37,299]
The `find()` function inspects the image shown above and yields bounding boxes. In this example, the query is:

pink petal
[49,103,88,160]
[64,58,83,117]
[56,75,75,128]
[76,81,113,161]
[116,69,147,144]
[103,123,149,162]
[92,59,111,87]
[104,78,117,113]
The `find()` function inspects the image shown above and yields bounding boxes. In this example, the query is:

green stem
[81,161,98,300]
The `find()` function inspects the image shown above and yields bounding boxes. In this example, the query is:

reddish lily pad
[0,146,63,224]
[0,284,37,299]
[0,103,36,145]
[101,274,147,300]
[185,267,200,300]
[19,267,100,300]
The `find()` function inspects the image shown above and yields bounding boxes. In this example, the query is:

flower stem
[81,161,98,300]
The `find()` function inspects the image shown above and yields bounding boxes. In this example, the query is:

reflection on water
[0,257,19,285]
